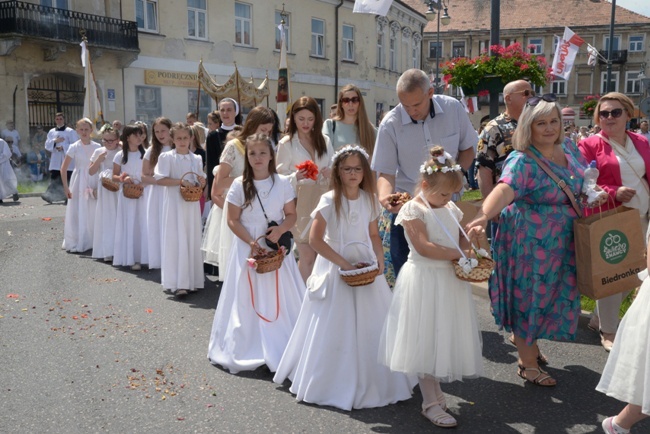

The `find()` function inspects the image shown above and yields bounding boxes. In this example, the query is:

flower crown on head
[419,152,462,175]
[331,145,370,164]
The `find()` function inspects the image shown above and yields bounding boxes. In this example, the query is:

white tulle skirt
[379,258,483,382]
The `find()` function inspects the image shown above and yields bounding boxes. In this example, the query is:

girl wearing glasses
[61,118,101,253]
[466,94,586,387]
[89,125,122,261]
[322,84,376,155]
[578,92,650,352]
[274,145,414,411]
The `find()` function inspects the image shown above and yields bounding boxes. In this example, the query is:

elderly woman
[466,94,586,387]
[578,92,650,352]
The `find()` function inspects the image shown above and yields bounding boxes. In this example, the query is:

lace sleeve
[220,142,237,166]
[394,201,426,226]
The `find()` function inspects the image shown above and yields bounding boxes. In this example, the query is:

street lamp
[425,0,451,93]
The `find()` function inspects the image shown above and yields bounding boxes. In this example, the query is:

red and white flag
[551,27,585,80]
[458,87,477,114]
[587,44,600,67]
[353,0,393,16]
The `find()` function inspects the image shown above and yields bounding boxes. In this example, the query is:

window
[601,71,619,93]
[626,71,641,94]
[389,33,397,71]
[451,41,465,58]
[275,10,290,51]
[136,0,158,32]
[428,41,442,59]
[235,2,252,46]
[603,35,621,51]
[314,98,325,117]
[135,86,161,124]
[342,25,354,61]
[528,37,543,54]
[40,0,68,8]
[187,0,206,39]
[311,18,325,58]
[551,79,567,96]
[479,40,490,53]
[188,90,212,123]
[629,35,644,52]
[376,27,384,68]
[412,38,420,68]
[552,35,559,55]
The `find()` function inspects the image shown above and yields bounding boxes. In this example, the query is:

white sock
[611,417,630,434]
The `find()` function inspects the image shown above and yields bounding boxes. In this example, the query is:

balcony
[598,49,628,65]
[0,1,139,52]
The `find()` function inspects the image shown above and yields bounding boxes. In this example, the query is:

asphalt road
[1,197,647,433]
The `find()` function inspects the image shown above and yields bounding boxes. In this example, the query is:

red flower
[296,160,319,181]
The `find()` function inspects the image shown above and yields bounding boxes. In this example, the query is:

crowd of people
[2,68,650,432]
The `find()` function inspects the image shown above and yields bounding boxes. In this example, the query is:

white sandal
[421,401,457,428]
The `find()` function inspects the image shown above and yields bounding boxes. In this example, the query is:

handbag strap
[256,193,271,224]
[417,192,468,261]
[525,150,583,218]
[597,133,650,196]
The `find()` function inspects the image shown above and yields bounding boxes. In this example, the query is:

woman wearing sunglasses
[322,84,376,155]
[578,92,650,352]
[466,94,587,387]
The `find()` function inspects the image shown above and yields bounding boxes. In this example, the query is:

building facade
[0,0,427,147]
[403,0,650,127]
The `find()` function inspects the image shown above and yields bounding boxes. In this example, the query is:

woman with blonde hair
[579,92,650,352]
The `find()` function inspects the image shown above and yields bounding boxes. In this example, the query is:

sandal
[421,401,457,428]
[508,334,549,366]
[517,364,556,387]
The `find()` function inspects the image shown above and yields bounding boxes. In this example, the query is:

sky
[614,0,650,18]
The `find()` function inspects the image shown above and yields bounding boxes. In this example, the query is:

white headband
[331,145,370,164]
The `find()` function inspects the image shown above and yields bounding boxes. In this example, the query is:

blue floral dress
[490,144,585,344]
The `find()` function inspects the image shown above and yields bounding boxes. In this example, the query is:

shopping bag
[574,206,645,300]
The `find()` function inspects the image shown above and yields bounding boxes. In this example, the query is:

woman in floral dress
[466,95,586,387]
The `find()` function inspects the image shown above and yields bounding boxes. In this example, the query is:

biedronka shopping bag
[574,206,645,300]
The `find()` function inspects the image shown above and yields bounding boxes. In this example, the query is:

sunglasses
[340,97,360,104]
[526,93,557,107]
[598,108,624,119]
[512,89,536,97]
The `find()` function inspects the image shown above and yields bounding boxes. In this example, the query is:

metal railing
[0,1,138,51]
[598,49,628,65]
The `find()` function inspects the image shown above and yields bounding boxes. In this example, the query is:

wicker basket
[101,176,119,192]
[251,236,285,274]
[180,171,203,202]
[122,182,144,199]
[339,263,380,287]
[452,256,495,282]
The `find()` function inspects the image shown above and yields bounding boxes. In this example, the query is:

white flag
[587,44,599,67]
[80,40,103,128]
[551,27,585,80]
[276,24,289,128]
[353,0,393,16]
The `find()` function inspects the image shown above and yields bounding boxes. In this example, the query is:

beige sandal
[517,364,556,387]
[421,401,457,428]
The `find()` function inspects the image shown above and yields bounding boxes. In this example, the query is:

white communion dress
[144,145,172,269]
[379,199,483,381]
[273,190,415,410]
[208,174,306,374]
[90,147,120,259]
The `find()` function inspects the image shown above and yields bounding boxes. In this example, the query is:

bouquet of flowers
[442,42,551,94]
[296,160,319,181]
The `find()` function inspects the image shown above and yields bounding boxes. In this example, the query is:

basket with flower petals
[247,236,285,274]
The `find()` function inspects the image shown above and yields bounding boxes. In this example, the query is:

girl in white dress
[597,236,650,434]
[90,125,121,261]
[277,96,334,282]
[201,106,276,282]
[273,145,414,410]
[61,118,101,253]
[0,138,18,203]
[154,122,205,296]
[142,117,173,269]
[379,147,483,428]
[208,133,305,374]
[112,124,149,270]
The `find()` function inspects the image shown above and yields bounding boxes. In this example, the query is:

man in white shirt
[42,112,78,204]
[372,68,478,274]
[1,120,21,160]
[639,120,650,142]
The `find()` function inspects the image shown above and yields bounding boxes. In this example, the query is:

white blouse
[276,133,333,189]
[609,135,649,217]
